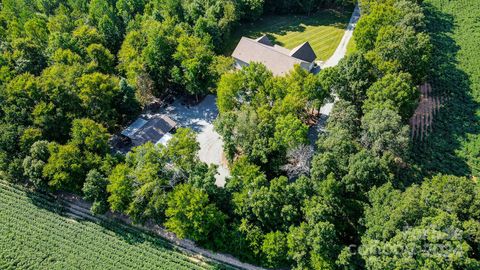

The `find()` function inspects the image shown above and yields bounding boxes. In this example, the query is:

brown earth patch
[410,83,445,141]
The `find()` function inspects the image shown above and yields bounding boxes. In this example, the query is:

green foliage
[43,142,85,191]
[0,181,223,270]
[287,221,340,270]
[367,25,432,84]
[3,1,476,269]
[85,43,114,73]
[171,35,217,99]
[107,163,134,213]
[363,72,418,120]
[116,0,146,24]
[263,0,352,14]
[42,119,109,191]
[106,129,217,224]
[166,127,201,173]
[354,3,399,52]
[311,102,359,180]
[216,63,326,172]
[261,231,288,268]
[321,52,376,114]
[237,0,264,20]
[361,108,410,159]
[70,118,109,155]
[77,73,121,129]
[1,72,40,125]
[412,0,480,178]
[82,169,109,214]
[273,114,309,150]
[361,175,480,268]
[22,140,51,189]
[165,184,227,247]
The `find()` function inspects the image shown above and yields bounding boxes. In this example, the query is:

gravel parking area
[163,95,229,187]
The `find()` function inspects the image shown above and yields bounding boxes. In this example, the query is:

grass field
[412,0,480,177]
[0,181,227,270]
[225,9,352,61]
[346,37,356,56]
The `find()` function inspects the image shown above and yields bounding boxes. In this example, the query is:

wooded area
[0,0,479,269]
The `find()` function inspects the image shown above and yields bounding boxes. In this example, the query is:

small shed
[121,115,177,147]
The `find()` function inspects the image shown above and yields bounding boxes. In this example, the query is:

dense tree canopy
[363,72,418,120]
[361,175,480,269]
[2,0,474,269]
[215,63,327,173]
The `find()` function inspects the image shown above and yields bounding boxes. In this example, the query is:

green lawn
[346,37,357,56]
[0,181,229,270]
[225,9,352,61]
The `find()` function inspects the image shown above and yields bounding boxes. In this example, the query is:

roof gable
[289,42,317,62]
[232,37,312,76]
[255,35,273,46]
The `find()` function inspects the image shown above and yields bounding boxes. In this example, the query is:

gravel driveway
[163,95,229,187]
[317,4,360,116]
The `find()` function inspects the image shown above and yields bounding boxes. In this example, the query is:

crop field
[0,181,226,270]
[413,0,480,177]
[225,9,352,61]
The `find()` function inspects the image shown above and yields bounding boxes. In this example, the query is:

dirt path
[54,192,265,270]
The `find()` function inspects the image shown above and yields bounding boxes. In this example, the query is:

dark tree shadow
[223,8,352,55]
[411,3,479,177]
[25,188,66,214]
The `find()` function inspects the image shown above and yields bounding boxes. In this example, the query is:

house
[120,114,177,148]
[232,35,317,76]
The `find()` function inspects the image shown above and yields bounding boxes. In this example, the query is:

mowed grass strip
[0,182,226,270]
[225,9,352,61]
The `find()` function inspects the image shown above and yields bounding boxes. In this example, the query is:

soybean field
[413,0,480,177]
[0,181,227,270]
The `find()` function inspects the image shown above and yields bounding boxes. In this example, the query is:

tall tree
[363,72,418,120]
[165,183,227,247]
[171,35,216,100]
[360,108,410,159]
[361,175,480,269]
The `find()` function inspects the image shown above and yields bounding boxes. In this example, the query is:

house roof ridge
[241,37,308,62]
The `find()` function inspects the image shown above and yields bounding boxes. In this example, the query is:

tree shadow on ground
[411,3,479,177]
[224,8,351,55]
[25,187,66,214]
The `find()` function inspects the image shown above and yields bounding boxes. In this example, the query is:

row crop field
[413,0,480,177]
[0,181,227,270]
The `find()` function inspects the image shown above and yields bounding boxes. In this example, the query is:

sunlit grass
[225,9,352,61]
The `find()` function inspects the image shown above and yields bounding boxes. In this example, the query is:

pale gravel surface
[318,4,361,115]
[163,95,229,187]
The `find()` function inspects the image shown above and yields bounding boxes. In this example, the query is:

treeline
[212,0,479,269]
[259,0,353,16]
[0,0,349,268]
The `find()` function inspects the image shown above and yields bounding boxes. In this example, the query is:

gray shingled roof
[255,35,273,46]
[232,37,316,76]
[289,42,317,62]
[122,115,177,146]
